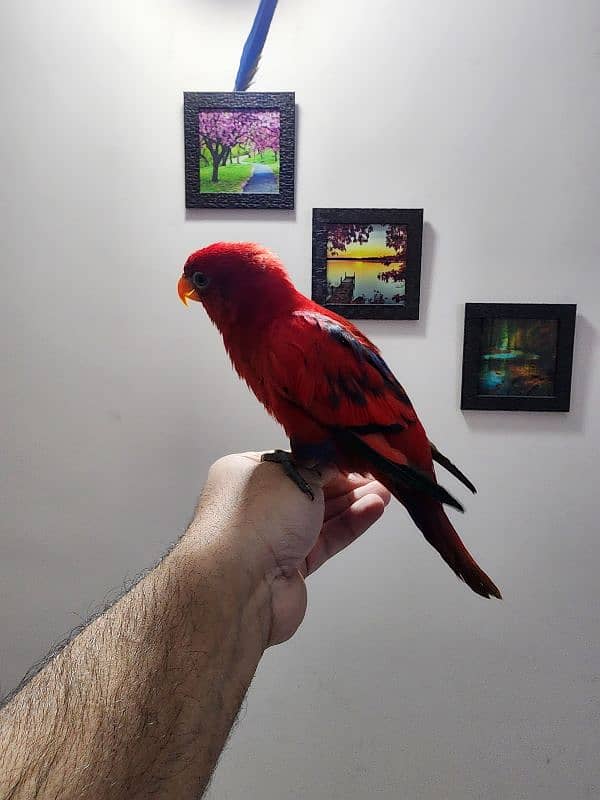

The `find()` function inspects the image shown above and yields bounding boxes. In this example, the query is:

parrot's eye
[192,271,209,291]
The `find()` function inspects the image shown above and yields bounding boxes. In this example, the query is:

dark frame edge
[460,302,577,412]
[183,91,296,210]
[311,208,424,321]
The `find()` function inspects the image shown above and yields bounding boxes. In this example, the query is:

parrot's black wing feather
[337,429,465,512]
[430,443,477,494]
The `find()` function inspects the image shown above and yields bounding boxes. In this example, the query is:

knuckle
[208,453,240,481]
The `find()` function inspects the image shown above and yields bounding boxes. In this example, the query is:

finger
[305,493,387,575]
[323,471,375,500]
[317,463,340,486]
[324,480,391,522]
[238,451,264,463]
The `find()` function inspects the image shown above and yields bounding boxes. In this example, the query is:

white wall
[1,0,599,796]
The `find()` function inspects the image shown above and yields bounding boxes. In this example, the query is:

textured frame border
[184,92,295,209]
[312,208,423,320]
[460,302,577,411]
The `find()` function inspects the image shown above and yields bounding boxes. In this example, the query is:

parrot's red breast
[178,242,501,599]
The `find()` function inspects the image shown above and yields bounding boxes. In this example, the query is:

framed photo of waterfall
[311,208,423,320]
[183,92,295,209]
[461,303,577,411]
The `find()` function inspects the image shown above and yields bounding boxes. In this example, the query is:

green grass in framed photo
[184,92,295,210]
[461,303,576,411]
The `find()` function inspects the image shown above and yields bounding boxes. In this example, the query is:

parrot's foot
[261,450,316,500]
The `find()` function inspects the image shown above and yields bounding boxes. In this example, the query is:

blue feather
[234,0,278,91]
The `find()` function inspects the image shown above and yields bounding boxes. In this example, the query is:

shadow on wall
[462,314,595,436]
[185,208,298,225]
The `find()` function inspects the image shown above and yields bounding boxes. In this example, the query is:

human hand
[188,453,390,647]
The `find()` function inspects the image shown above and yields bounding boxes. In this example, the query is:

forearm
[0,516,271,800]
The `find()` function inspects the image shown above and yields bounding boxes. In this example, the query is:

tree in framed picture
[184,92,295,210]
[312,208,423,320]
[461,303,577,411]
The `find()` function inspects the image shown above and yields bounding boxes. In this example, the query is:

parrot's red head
[178,242,299,331]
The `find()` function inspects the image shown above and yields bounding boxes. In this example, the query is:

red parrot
[178,242,501,599]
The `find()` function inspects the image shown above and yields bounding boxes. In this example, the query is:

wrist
[176,511,275,650]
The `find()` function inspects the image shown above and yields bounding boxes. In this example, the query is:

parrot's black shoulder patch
[296,311,413,407]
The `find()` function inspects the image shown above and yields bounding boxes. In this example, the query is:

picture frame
[183,92,295,209]
[461,303,577,411]
[312,208,423,320]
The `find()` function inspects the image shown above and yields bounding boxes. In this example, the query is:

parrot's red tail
[338,428,501,598]
[401,498,502,599]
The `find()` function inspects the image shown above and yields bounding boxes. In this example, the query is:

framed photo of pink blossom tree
[184,92,295,209]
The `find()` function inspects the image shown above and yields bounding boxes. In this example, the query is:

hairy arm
[0,505,270,798]
[0,454,388,800]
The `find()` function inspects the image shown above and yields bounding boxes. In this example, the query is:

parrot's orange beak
[178,275,200,307]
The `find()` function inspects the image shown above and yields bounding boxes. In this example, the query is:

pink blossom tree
[326,223,408,257]
[385,225,408,256]
[248,111,279,159]
[199,111,280,182]
[326,224,374,255]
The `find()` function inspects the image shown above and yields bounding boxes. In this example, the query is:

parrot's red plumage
[178,242,501,599]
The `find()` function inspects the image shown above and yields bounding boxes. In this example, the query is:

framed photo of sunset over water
[461,303,576,411]
[312,208,423,320]
[184,92,295,209]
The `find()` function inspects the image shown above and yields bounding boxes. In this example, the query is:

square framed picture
[461,303,576,411]
[312,208,423,319]
[183,92,295,209]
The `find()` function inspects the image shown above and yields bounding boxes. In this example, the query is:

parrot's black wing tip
[440,490,465,513]
[447,496,465,513]
[430,443,477,495]
[396,465,465,512]
[341,429,467,511]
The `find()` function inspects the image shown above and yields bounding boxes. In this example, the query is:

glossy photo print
[312,209,423,320]
[184,92,295,209]
[325,224,408,306]
[198,110,280,195]
[461,303,577,411]
[477,318,558,397]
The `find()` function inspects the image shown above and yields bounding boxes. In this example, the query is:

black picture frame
[183,92,295,209]
[461,303,576,411]
[312,208,423,320]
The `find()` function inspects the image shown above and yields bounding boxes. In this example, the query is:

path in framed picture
[184,92,295,209]
[312,209,423,320]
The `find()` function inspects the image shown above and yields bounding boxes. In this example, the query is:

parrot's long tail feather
[334,429,499,596]
[429,442,477,495]
[402,499,501,599]
[340,429,465,512]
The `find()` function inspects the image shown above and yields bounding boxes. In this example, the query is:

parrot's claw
[261,450,315,500]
